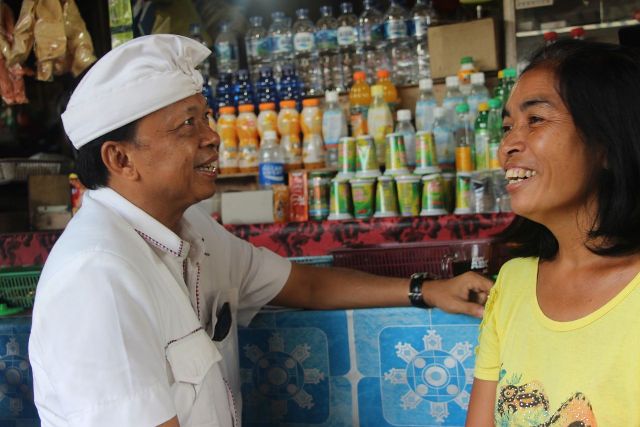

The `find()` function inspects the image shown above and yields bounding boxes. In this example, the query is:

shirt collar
[87,187,191,259]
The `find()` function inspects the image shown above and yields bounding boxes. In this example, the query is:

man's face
[127,94,220,212]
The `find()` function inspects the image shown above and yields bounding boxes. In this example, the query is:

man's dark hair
[73,120,139,190]
[500,39,640,259]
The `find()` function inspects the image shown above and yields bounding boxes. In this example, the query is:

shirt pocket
[166,329,222,425]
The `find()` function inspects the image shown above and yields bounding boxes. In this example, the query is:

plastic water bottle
[322,90,347,168]
[233,69,255,108]
[432,106,455,172]
[337,2,358,89]
[245,16,271,83]
[278,65,302,108]
[410,0,433,79]
[458,56,477,96]
[357,0,387,83]
[255,66,279,105]
[383,0,415,86]
[415,78,437,132]
[215,72,234,110]
[454,103,474,172]
[189,23,211,79]
[316,6,341,92]
[258,130,285,187]
[395,109,416,167]
[293,8,322,97]
[269,11,294,81]
[487,98,503,170]
[442,76,464,123]
[215,21,239,75]
[467,72,490,118]
[474,102,490,170]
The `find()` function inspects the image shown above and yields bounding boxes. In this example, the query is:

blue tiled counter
[0,307,480,426]
[239,307,480,427]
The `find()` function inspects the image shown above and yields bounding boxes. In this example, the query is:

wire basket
[0,158,64,183]
[0,266,42,308]
[330,239,511,279]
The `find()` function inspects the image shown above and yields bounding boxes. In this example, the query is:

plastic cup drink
[354,135,381,178]
[454,172,473,214]
[384,132,410,176]
[442,172,456,213]
[349,177,376,218]
[308,171,332,220]
[414,130,440,175]
[420,173,448,216]
[374,176,399,217]
[337,136,356,179]
[395,175,422,217]
[328,177,353,220]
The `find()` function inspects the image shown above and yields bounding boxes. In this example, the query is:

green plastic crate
[0,266,42,308]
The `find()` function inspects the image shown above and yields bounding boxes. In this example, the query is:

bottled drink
[502,68,517,105]
[467,72,490,118]
[215,72,234,110]
[487,98,503,170]
[277,100,302,171]
[322,90,348,168]
[215,21,239,74]
[395,109,416,167]
[376,69,399,112]
[316,6,342,92]
[258,130,286,187]
[383,0,415,86]
[245,16,271,83]
[237,104,259,172]
[337,2,358,89]
[415,78,437,132]
[367,84,393,166]
[255,66,279,105]
[278,65,302,107]
[432,106,455,172]
[454,103,474,172]
[543,31,558,46]
[301,98,325,169]
[349,71,372,137]
[217,106,239,174]
[442,75,464,123]
[474,102,490,170]
[233,69,255,108]
[293,8,323,96]
[357,0,387,83]
[458,56,476,96]
[269,11,294,80]
[189,23,212,80]
[257,102,278,140]
[410,0,433,80]
[493,69,505,100]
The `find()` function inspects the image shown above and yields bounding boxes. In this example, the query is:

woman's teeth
[505,168,536,183]
[197,162,217,173]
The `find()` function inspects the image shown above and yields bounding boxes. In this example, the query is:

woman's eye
[502,123,513,135]
[528,115,543,125]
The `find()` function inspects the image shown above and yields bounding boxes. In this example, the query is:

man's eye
[529,116,543,124]
[183,117,195,126]
[502,125,512,135]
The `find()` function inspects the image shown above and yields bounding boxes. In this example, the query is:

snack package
[34,0,66,81]
[0,3,28,104]
[54,0,96,77]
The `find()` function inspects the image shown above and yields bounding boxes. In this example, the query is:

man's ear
[101,141,139,181]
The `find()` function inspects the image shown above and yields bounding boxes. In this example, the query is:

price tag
[515,0,553,10]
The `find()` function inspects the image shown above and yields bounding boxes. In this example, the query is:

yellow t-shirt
[475,257,640,426]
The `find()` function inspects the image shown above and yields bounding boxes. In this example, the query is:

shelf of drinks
[216,172,259,180]
[515,19,637,38]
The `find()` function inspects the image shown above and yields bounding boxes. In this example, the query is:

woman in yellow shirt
[467,39,640,426]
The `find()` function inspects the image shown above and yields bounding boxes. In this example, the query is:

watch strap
[409,272,435,309]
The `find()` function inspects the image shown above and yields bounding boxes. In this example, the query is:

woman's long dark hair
[499,39,640,259]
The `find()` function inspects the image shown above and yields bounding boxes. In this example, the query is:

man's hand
[422,272,494,318]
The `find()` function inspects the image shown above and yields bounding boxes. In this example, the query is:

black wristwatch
[408,272,435,309]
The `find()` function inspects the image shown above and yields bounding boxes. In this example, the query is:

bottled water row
[212,0,436,95]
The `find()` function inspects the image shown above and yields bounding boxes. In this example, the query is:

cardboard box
[221,190,274,225]
[28,174,71,230]
[428,18,501,79]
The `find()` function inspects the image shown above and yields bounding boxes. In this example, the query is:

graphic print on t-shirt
[495,367,597,426]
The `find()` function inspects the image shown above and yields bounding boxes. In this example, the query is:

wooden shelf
[516,19,638,38]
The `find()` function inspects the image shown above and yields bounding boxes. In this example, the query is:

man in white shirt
[29,35,493,427]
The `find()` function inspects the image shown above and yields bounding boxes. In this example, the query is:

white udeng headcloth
[61,34,211,149]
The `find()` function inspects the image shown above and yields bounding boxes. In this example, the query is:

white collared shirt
[29,188,291,426]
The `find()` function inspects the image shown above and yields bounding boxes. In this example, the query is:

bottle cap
[340,2,353,14]
[220,106,236,115]
[376,69,390,79]
[445,76,459,88]
[477,102,489,112]
[543,31,558,41]
[371,85,384,97]
[296,8,309,19]
[249,16,262,26]
[280,100,297,109]
[302,98,319,107]
[259,102,276,111]
[236,69,249,79]
[434,107,445,118]
[470,72,485,84]
[419,78,433,90]
[239,104,255,113]
[397,109,411,121]
[460,56,473,64]
[264,130,277,139]
[455,103,470,114]
[570,27,585,38]
[488,98,502,109]
[497,69,504,79]
[320,5,333,16]
[353,71,367,81]
[325,90,339,103]
[503,68,517,78]
[272,11,285,21]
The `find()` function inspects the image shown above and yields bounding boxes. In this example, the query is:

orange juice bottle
[236,104,259,173]
[376,69,398,112]
[349,71,372,137]
[277,100,302,171]
[257,102,278,140]
[301,98,325,170]
[217,106,238,174]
